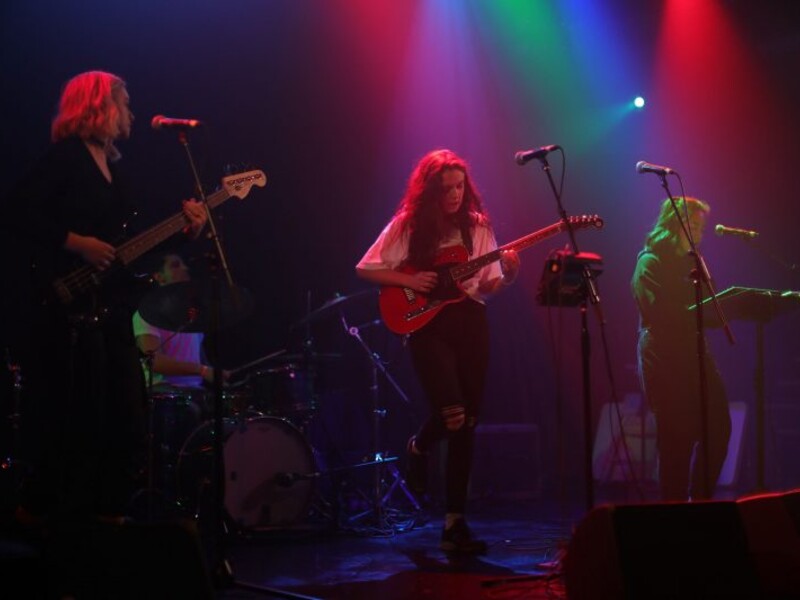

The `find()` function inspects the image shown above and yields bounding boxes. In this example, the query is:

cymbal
[294,289,376,327]
[139,281,255,333]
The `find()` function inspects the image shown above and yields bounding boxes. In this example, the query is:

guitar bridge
[404,300,441,321]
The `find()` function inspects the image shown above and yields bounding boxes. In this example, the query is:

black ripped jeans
[408,299,489,514]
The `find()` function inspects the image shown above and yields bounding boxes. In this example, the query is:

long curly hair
[643,196,709,254]
[395,149,489,269]
[51,71,126,158]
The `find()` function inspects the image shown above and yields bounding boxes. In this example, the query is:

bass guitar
[379,214,603,334]
[52,169,266,305]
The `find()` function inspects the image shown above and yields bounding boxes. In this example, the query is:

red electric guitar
[379,214,604,334]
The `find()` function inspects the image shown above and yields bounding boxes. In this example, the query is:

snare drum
[177,416,316,529]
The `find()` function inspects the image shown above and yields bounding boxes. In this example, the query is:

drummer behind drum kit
[141,285,420,533]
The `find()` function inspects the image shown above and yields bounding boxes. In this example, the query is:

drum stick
[229,349,287,376]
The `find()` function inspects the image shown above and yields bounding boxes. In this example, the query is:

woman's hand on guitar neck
[499,249,520,283]
[182,198,208,239]
[480,249,520,295]
[64,232,116,270]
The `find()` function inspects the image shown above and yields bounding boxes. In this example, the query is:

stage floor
[1,492,579,599]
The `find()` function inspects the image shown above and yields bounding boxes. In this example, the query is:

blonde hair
[51,71,126,159]
[643,196,709,253]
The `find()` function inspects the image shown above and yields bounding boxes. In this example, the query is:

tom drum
[249,364,318,420]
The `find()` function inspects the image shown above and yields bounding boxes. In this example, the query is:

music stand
[691,286,800,491]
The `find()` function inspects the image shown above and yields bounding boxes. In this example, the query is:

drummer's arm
[136,333,216,383]
[199,345,232,383]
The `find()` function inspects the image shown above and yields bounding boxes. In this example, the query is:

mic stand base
[341,455,423,537]
[338,313,422,537]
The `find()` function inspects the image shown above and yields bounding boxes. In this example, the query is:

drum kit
[139,283,418,533]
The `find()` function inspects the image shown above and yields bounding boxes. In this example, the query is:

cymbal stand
[340,312,420,535]
[174,130,317,599]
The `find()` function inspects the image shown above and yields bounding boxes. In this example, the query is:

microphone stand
[656,174,734,500]
[482,152,604,592]
[340,311,420,533]
[175,131,319,600]
[537,153,602,514]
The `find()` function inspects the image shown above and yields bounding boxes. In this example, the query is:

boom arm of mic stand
[178,131,235,289]
[340,313,410,405]
[537,155,607,320]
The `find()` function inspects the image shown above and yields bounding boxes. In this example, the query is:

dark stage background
[2,0,799,504]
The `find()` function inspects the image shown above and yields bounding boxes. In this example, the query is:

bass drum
[177,416,316,529]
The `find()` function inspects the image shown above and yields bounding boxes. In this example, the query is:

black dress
[1,136,147,519]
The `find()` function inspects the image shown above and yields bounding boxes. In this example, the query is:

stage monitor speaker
[563,501,762,599]
[736,489,800,596]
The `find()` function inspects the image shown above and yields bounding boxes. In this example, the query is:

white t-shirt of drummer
[132,310,204,388]
[356,215,502,303]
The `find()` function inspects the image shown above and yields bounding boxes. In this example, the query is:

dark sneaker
[440,518,488,555]
[405,436,428,496]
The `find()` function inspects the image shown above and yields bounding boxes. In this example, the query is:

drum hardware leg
[381,463,421,511]
[337,456,420,533]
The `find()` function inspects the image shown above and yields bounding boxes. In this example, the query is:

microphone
[635,161,676,176]
[714,224,759,240]
[151,115,203,130]
[515,145,560,165]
